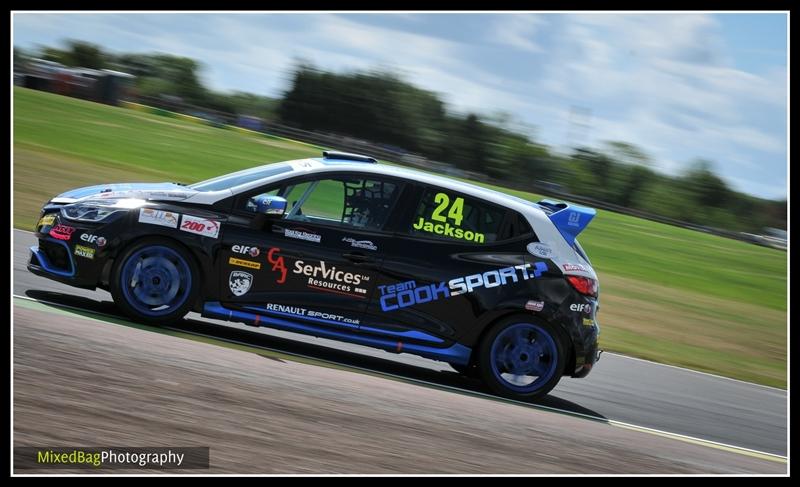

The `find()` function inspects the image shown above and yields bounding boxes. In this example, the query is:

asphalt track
[13,304,784,473]
[12,229,788,459]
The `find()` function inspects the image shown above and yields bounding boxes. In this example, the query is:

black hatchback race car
[28,151,601,400]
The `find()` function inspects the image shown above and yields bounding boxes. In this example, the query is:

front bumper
[27,209,113,290]
[29,239,75,277]
[27,238,101,289]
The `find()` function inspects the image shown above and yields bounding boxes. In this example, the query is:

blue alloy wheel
[119,245,192,317]
[489,322,559,394]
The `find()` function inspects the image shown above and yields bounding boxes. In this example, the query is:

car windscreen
[189,163,293,192]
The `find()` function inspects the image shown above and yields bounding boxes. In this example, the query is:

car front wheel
[110,238,199,325]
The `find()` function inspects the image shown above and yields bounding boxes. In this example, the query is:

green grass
[494,188,787,311]
[12,87,787,387]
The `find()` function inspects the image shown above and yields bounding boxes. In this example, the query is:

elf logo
[232,245,260,257]
[570,303,592,313]
[80,233,107,247]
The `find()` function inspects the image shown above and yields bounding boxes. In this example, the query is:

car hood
[51,182,198,203]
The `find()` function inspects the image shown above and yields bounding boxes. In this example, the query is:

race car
[27,151,601,400]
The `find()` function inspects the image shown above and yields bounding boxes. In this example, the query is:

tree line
[273,64,786,235]
[16,40,786,234]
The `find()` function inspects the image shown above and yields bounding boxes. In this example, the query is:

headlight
[59,199,145,222]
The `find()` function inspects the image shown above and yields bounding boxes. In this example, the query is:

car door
[362,184,533,348]
[219,173,403,332]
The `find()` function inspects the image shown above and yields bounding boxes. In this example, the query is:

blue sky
[12,12,788,199]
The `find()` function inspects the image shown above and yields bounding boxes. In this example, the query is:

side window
[283,177,399,230]
[409,188,504,244]
[283,181,320,216]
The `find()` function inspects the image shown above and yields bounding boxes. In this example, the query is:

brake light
[567,276,597,297]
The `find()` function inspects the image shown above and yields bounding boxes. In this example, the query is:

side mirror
[252,195,287,218]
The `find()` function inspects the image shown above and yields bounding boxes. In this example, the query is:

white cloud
[489,14,544,53]
[527,13,786,194]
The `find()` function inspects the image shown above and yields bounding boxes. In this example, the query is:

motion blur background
[12,12,787,388]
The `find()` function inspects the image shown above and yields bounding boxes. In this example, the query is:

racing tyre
[478,317,566,401]
[110,238,200,325]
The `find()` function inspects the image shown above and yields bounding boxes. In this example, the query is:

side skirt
[201,301,472,366]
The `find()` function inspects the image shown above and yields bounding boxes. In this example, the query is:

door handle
[342,253,376,265]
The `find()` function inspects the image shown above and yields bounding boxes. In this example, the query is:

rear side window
[500,211,534,240]
[408,188,504,244]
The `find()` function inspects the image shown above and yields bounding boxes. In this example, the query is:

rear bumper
[569,318,600,378]
[573,348,602,378]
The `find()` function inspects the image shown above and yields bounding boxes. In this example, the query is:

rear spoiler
[538,199,596,247]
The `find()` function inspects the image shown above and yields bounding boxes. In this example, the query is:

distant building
[19,58,135,106]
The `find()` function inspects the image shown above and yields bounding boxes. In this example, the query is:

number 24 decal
[431,192,465,226]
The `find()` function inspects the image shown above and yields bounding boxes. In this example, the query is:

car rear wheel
[478,318,565,401]
[110,238,199,325]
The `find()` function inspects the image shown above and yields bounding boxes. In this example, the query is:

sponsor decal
[228,257,262,270]
[293,260,371,298]
[412,192,484,243]
[232,245,260,257]
[74,244,95,259]
[267,248,287,284]
[526,242,553,259]
[229,271,253,296]
[261,303,360,328]
[412,217,485,243]
[525,300,545,312]
[49,224,76,241]
[570,303,592,313]
[148,191,194,199]
[582,317,595,327]
[562,263,587,272]
[342,237,377,251]
[180,215,220,238]
[568,211,581,226]
[379,262,548,312]
[284,227,321,243]
[38,214,56,227]
[80,233,106,247]
[139,208,179,228]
